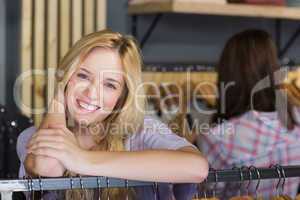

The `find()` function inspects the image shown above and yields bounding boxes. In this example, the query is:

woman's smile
[76,99,101,113]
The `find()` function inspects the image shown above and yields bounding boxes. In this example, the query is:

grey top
[17,116,198,200]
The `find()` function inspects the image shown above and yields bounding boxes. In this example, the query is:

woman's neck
[71,123,97,150]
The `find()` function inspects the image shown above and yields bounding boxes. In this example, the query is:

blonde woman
[17,30,208,199]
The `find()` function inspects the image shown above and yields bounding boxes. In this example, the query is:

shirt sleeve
[138,116,197,150]
[16,126,36,178]
[199,125,235,169]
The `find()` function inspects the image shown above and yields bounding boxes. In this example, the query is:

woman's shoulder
[201,111,258,144]
[143,114,162,124]
[17,126,36,145]
[125,115,195,151]
[204,109,297,142]
[16,126,36,162]
[141,115,176,137]
[128,115,169,141]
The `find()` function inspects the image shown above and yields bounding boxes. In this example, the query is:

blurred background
[1,0,300,180]
[2,0,300,123]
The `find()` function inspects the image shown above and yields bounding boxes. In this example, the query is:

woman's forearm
[82,149,208,183]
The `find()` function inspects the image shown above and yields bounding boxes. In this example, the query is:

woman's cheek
[65,80,82,113]
[103,96,118,109]
[65,88,75,114]
[65,79,76,98]
[103,91,121,110]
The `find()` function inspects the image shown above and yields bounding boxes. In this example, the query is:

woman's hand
[27,125,90,175]
[39,84,66,129]
[24,83,67,177]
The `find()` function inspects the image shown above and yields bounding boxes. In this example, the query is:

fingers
[47,126,75,140]
[48,124,65,129]
[29,129,57,143]
[28,141,64,152]
[49,126,75,139]
[29,146,62,159]
[28,128,76,150]
[28,128,65,146]
[33,128,64,138]
[27,134,64,148]
[39,128,66,136]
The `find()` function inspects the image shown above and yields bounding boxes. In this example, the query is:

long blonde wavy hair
[54,29,146,199]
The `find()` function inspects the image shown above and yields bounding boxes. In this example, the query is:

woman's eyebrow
[106,78,122,86]
[79,68,92,74]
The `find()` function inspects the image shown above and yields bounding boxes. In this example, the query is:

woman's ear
[39,84,66,129]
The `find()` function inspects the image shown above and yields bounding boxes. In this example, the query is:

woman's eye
[105,83,117,90]
[77,73,89,80]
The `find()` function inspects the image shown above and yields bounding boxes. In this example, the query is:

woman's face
[65,48,125,126]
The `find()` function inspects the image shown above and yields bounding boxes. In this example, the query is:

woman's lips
[76,99,100,113]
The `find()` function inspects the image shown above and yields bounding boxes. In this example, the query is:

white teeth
[78,100,99,111]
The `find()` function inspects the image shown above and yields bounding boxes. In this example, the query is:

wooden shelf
[128,1,300,20]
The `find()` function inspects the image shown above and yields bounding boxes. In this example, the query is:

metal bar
[206,165,300,183]
[1,165,300,192]
[0,177,154,192]
[141,14,163,49]
[279,24,300,58]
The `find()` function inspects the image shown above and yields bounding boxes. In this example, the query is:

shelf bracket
[131,14,163,49]
[279,24,300,58]
[132,15,138,39]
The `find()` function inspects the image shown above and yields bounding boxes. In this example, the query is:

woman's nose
[82,83,99,102]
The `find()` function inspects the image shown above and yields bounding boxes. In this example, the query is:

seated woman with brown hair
[200,29,300,199]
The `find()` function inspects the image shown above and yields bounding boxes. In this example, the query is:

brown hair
[213,29,297,130]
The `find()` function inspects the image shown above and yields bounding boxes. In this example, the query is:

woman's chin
[75,117,94,126]
[67,109,95,123]
[67,108,108,127]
